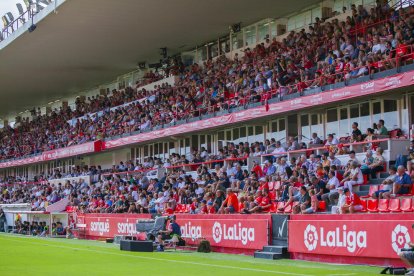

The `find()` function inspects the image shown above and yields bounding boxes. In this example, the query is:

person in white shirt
[322,170,341,206]
[331,187,346,214]
[325,134,339,146]
[343,161,363,192]
[272,141,286,158]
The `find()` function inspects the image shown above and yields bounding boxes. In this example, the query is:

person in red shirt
[251,160,264,178]
[341,188,364,213]
[207,201,216,214]
[219,188,239,214]
[248,190,272,213]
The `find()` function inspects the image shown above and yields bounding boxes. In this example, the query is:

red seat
[361,185,379,198]
[363,174,369,184]
[378,199,390,212]
[269,202,277,213]
[276,202,285,213]
[283,202,294,213]
[318,201,326,212]
[268,191,276,201]
[360,199,368,212]
[401,198,413,212]
[389,198,401,212]
[367,199,379,212]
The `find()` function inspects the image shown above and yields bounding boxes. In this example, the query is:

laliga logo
[392,224,411,254]
[303,224,367,253]
[181,222,202,241]
[304,224,318,251]
[211,222,254,245]
[212,222,223,243]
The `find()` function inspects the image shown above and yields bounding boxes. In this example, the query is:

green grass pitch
[0,233,382,275]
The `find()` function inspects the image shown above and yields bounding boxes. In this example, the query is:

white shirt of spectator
[350,167,363,183]
[327,176,340,193]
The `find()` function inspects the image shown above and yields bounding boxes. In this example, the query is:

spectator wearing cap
[341,188,364,213]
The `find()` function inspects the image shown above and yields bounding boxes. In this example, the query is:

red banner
[176,214,270,250]
[77,213,151,238]
[289,214,414,261]
[0,140,103,169]
[104,71,414,149]
[76,213,270,250]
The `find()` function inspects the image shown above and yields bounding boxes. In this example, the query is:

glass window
[258,22,269,41]
[245,26,256,47]
[218,131,224,140]
[240,127,246,138]
[338,108,349,137]
[326,109,339,136]
[301,115,309,126]
[233,128,240,140]
[384,99,399,129]
[350,104,359,118]
[226,130,232,140]
[209,42,218,59]
[248,126,254,136]
[231,32,243,50]
[219,36,230,54]
[359,102,370,131]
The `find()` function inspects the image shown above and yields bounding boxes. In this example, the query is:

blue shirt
[395,173,412,185]
[266,165,276,176]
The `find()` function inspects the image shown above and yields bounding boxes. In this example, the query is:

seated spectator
[373,166,397,199]
[325,134,339,146]
[341,188,364,213]
[376,119,388,135]
[361,147,385,178]
[387,165,412,197]
[322,170,341,206]
[309,132,322,145]
[302,189,319,214]
[342,161,363,192]
[331,187,345,214]
[219,188,239,214]
[292,186,311,214]
[248,189,272,213]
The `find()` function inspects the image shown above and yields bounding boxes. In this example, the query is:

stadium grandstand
[1,0,414,274]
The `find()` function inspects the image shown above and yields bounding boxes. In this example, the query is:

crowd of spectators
[1,120,411,216]
[0,2,412,162]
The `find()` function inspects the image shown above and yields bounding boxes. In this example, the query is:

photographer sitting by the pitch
[156,216,182,251]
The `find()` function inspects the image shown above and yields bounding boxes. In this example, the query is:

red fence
[288,213,414,266]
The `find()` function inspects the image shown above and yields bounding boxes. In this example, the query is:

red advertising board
[0,140,103,169]
[289,214,414,265]
[77,213,270,250]
[176,214,270,250]
[77,213,151,238]
[104,71,414,150]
